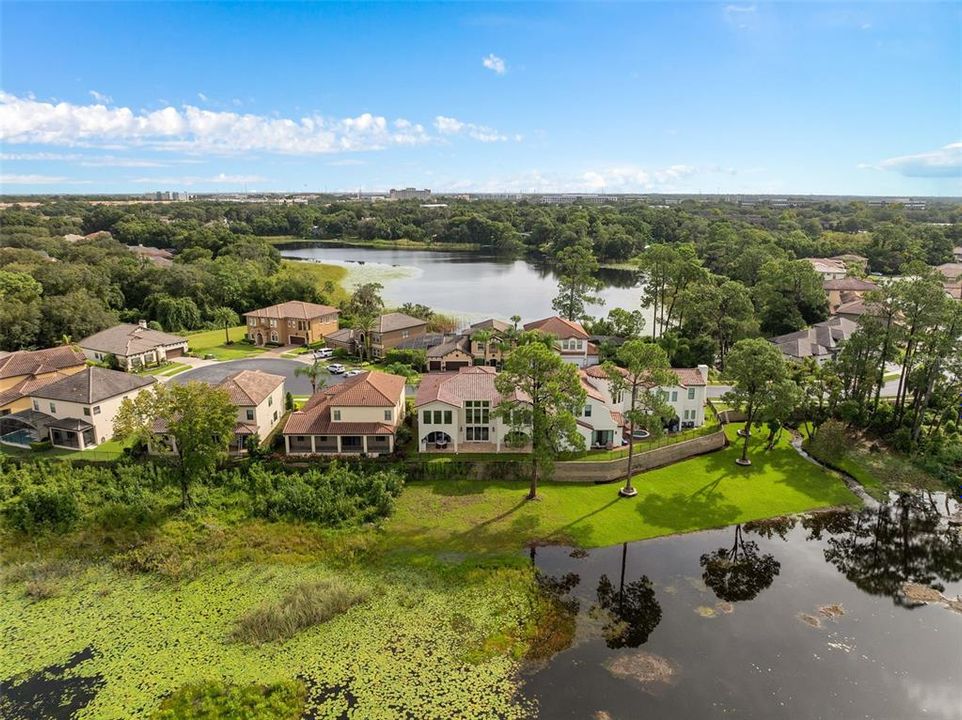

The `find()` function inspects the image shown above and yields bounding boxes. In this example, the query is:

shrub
[809,419,847,461]
[3,483,79,534]
[385,348,426,370]
[230,579,367,645]
[152,680,305,720]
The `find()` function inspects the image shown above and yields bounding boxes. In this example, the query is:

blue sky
[1,1,959,195]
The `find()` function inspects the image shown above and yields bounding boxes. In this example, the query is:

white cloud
[869,142,962,178]
[441,164,704,194]
[197,92,209,102]
[0,92,506,155]
[89,90,112,104]
[1,151,84,161]
[724,4,756,13]
[482,53,507,75]
[0,174,92,185]
[130,173,266,186]
[434,115,513,143]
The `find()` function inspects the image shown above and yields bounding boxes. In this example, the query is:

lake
[524,492,962,720]
[279,243,649,326]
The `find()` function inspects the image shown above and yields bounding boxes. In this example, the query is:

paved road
[708,378,902,400]
[171,358,343,395]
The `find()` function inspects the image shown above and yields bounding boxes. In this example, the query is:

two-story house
[283,370,405,456]
[581,364,709,432]
[244,301,340,347]
[216,370,285,451]
[823,277,877,314]
[0,346,88,415]
[324,313,427,359]
[80,322,188,370]
[5,367,156,450]
[415,366,530,453]
[523,316,599,367]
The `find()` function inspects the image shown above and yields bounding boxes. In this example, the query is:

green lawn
[186,327,267,361]
[386,425,858,554]
[136,362,190,377]
[0,437,133,463]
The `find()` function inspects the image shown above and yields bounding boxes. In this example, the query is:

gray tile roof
[30,367,156,404]
[80,324,187,357]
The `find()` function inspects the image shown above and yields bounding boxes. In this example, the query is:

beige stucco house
[0,346,88,415]
[1,367,156,450]
[218,370,286,451]
[80,322,188,370]
[523,316,599,367]
[283,371,405,456]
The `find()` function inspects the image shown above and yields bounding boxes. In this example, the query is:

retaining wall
[551,428,728,483]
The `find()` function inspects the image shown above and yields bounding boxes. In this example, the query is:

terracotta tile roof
[0,376,59,407]
[0,346,86,380]
[583,363,706,387]
[578,372,606,402]
[30,367,155,404]
[426,335,470,358]
[217,370,284,406]
[415,366,526,407]
[523,316,590,339]
[80,324,187,357]
[284,371,404,435]
[935,263,962,280]
[378,312,427,333]
[244,301,339,320]
[468,318,512,333]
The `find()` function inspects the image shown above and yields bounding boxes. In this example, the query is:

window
[466,427,489,441]
[93,406,101,415]
[433,410,443,424]
[33,400,39,411]
[270,332,278,343]
[464,400,489,425]
[584,404,592,417]
[83,407,91,416]
[248,318,257,326]
[375,436,387,443]
[288,319,295,328]
[246,409,255,421]
[688,387,696,400]
[384,409,393,421]
[269,319,277,327]
[49,402,56,413]
[443,410,452,424]
[333,410,341,421]
[401,330,410,338]
[659,391,669,402]
[671,391,678,402]
[273,411,278,422]
[422,410,431,425]
[268,396,273,407]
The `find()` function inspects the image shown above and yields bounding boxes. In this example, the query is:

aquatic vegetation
[817,603,845,620]
[605,651,677,690]
[230,579,368,645]
[0,561,538,719]
[151,680,305,720]
[694,606,717,618]
[797,612,822,628]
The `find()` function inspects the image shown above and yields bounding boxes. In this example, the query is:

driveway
[170,358,345,395]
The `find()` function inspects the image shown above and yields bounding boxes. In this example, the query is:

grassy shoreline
[267,235,481,252]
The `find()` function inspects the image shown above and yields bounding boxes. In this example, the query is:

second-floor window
[465,400,489,425]
[333,410,341,421]
[584,404,592,417]
[246,409,255,421]
[384,409,393,421]
[671,390,678,402]
[688,387,696,400]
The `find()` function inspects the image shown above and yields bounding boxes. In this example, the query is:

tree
[295,360,327,394]
[40,290,118,348]
[346,283,384,361]
[0,270,42,350]
[753,259,828,336]
[679,278,757,369]
[606,307,646,339]
[602,340,674,497]
[638,243,707,336]
[113,382,237,507]
[495,342,586,500]
[551,239,603,321]
[723,338,790,465]
[211,306,239,345]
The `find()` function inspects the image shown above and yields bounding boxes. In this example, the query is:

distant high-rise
[389,187,431,201]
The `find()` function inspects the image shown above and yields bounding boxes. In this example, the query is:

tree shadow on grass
[635,488,741,534]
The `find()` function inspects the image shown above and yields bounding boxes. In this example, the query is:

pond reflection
[525,492,962,720]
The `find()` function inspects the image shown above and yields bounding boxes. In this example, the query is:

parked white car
[343,369,363,377]
[327,363,345,374]
[313,347,334,359]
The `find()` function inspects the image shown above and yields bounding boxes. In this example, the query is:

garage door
[445,361,469,370]
[166,347,184,359]
[428,360,442,371]
[289,336,307,346]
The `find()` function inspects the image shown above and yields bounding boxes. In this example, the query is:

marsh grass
[152,680,305,720]
[230,578,368,645]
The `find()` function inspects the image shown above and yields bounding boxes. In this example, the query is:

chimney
[697,364,710,382]
[138,320,148,329]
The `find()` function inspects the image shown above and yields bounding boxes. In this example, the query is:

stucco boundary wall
[551,426,728,483]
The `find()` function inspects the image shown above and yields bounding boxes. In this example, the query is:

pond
[524,492,962,720]
[279,243,649,325]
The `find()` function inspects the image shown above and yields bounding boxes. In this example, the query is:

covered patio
[48,418,96,450]
[284,433,394,455]
[0,409,56,448]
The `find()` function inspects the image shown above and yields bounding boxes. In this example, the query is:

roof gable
[217,370,285,406]
[30,367,155,404]
[0,346,86,380]
[523,316,589,339]
[244,301,339,320]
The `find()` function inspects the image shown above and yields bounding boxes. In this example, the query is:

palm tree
[211,306,240,345]
[472,329,492,366]
[295,360,327,394]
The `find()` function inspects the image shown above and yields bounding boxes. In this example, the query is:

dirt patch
[606,651,678,691]
[902,583,946,604]
[798,612,822,628]
[694,605,717,618]
[818,603,845,620]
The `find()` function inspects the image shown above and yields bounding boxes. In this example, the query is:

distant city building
[147,191,188,201]
[389,187,432,201]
